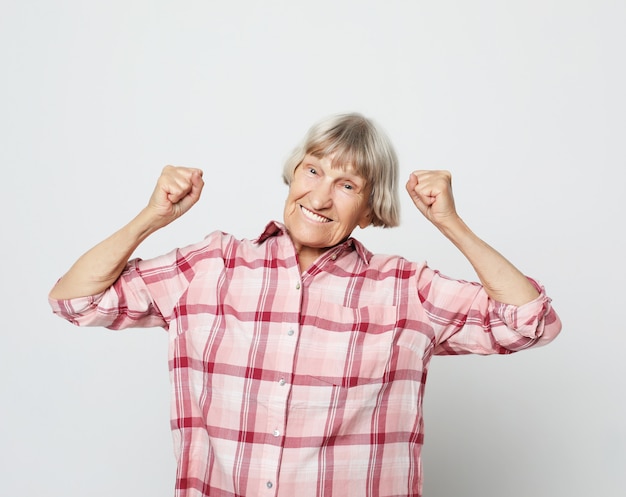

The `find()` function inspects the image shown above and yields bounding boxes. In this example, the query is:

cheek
[349,199,366,215]
[287,181,306,199]
[284,187,304,215]
[285,185,298,203]
[283,195,296,216]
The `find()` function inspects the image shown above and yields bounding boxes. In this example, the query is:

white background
[1,1,624,496]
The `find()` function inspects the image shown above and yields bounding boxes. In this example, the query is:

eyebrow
[303,153,371,192]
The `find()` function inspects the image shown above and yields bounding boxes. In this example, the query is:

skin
[283,154,372,272]
[49,162,538,306]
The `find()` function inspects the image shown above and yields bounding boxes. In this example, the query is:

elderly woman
[49,113,561,497]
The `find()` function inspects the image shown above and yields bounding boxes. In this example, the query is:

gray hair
[282,113,400,228]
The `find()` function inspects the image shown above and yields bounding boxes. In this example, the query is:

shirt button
[287,329,295,336]
[331,254,337,261]
[279,378,286,386]
[273,429,280,437]
[295,283,301,290]
[266,481,273,489]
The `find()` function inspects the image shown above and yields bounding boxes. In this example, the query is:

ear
[358,208,372,229]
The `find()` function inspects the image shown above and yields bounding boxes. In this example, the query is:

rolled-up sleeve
[492,278,560,343]
[416,266,562,356]
[48,258,169,330]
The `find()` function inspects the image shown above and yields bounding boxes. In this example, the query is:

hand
[146,165,204,228]
[405,170,459,229]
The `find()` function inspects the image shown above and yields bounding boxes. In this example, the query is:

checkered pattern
[49,221,561,497]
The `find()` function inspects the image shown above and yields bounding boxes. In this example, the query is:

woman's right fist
[147,165,204,227]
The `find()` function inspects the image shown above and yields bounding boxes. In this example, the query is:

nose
[309,180,333,211]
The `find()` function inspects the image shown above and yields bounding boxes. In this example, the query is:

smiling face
[283,153,372,268]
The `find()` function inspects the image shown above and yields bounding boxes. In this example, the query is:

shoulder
[136,230,247,272]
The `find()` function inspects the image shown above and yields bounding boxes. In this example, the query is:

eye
[343,183,354,190]
[306,166,317,175]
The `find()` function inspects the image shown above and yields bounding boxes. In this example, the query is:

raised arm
[406,170,539,306]
[49,166,204,300]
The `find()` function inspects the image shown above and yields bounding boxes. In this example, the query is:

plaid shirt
[49,221,561,497]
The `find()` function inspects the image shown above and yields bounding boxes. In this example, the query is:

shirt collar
[255,221,372,265]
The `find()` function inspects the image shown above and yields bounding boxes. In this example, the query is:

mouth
[300,205,332,223]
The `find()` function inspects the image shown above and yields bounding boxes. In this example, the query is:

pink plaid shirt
[49,221,561,497]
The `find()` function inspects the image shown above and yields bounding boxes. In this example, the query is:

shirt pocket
[297,303,398,388]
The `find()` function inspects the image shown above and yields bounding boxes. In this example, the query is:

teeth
[301,206,331,223]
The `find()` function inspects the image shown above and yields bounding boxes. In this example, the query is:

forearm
[438,217,539,306]
[49,208,161,300]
